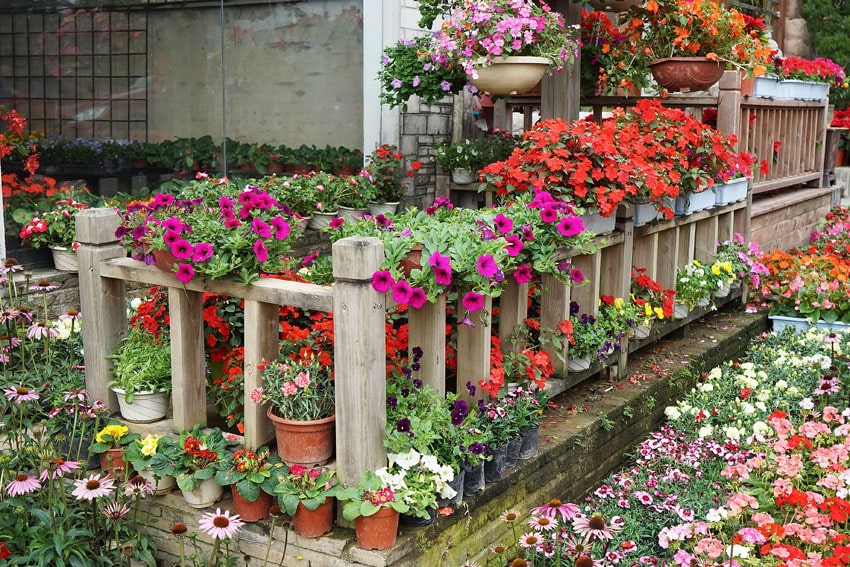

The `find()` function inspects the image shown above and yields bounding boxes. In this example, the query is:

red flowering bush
[775,56,846,85]
[482,100,753,218]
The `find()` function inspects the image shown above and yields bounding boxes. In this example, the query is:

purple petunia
[571,268,584,284]
[329,217,345,229]
[408,287,428,309]
[493,213,513,234]
[371,270,395,293]
[192,242,214,262]
[391,280,413,304]
[504,234,524,257]
[253,239,268,263]
[476,254,498,278]
[270,217,290,240]
[224,218,242,229]
[170,239,193,260]
[557,215,584,237]
[462,291,485,312]
[251,217,272,239]
[513,263,532,284]
[175,263,194,284]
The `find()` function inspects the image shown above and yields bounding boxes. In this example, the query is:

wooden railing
[77,197,751,489]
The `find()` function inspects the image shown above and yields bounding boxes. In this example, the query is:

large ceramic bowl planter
[470,56,549,96]
[648,58,724,93]
[49,245,78,272]
[112,388,169,423]
[181,477,223,509]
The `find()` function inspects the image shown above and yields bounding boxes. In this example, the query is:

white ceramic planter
[307,211,338,230]
[50,246,78,272]
[715,281,731,298]
[138,467,176,495]
[112,388,169,423]
[673,302,690,320]
[181,477,223,509]
[776,80,829,101]
[674,190,715,215]
[337,206,368,221]
[697,297,711,308]
[633,322,652,340]
[470,56,549,96]
[451,169,478,185]
[633,202,662,227]
[751,76,781,98]
[368,201,399,216]
[580,211,617,235]
[714,178,749,206]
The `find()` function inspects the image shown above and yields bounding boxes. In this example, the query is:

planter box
[751,76,781,98]
[714,178,749,206]
[674,189,715,215]
[769,315,850,334]
[776,80,829,101]
[633,202,663,227]
[580,211,617,235]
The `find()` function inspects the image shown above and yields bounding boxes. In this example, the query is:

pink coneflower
[59,309,82,322]
[500,510,520,523]
[372,270,395,293]
[529,515,557,531]
[518,532,543,548]
[29,279,59,292]
[27,322,57,340]
[572,513,620,541]
[125,475,154,497]
[531,499,580,521]
[71,474,115,500]
[574,555,601,567]
[198,508,245,540]
[4,385,39,402]
[6,473,40,496]
[63,389,87,402]
[102,501,131,519]
[40,458,81,481]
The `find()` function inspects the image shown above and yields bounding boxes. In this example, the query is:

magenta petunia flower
[493,213,513,234]
[371,270,395,293]
[237,205,252,220]
[270,217,290,240]
[170,239,193,260]
[462,291,485,312]
[540,205,559,223]
[434,265,452,286]
[522,225,535,241]
[504,234,524,257]
[513,263,532,284]
[218,195,236,210]
[175,264,195,284]
[163,230,181,247]
[391,280,413,304]
[192,242,214,262]
[251,217,272,239]
[429,250,450,271]
[476,254,498,278]
[329,217,345,229]
[571,268,584,284]
[557,215,584,237]
[161,217,183,233]
[408,287,428,309]
[224,218,242,229]
[253,239,268,263]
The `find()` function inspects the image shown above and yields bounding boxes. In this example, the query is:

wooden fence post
[75,209,128,412]
[168,287,206,432]
[242,299,279,450]
[408,295,447,396]
[332,237,386,488]
[457,295,492,403]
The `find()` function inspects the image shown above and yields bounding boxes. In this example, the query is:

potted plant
[431,0,580,95]
[675,261,715,314]
[623,0,771,93]
[382,449,455,525]
[565,301,626,370]
[435,139,488,184]
[215,446,282,522]
[106,326,172,423]
[504,387,547,460]
[772,56,845,100]
[378,35,467,111]
[18,195,91,271]
[362,143,407,213]
[253,350,335,467]
[338,470,411,550]
[477,398,520,483]
[115,178,302,285]
[89,422,140,479]
[125,433,177,495]
[255,172,319,221]
[580,9,651,97]
[274,464,341,537]
[150,425,231,508]
[630,265,676,335]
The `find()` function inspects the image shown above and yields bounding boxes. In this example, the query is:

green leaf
[236,479,260,502]
[280,493,300,516]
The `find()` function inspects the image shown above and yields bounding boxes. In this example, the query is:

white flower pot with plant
[107,327,172,423]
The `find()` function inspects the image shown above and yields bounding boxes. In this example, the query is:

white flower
[799,397,815,410]
[420,453,440,473]
[755,401,766,412]
[787,386,799,396]
[740,402,754,415]
[390,449,421,471]
[375,468,406,491]
[752,421,770,437]
[665,406,682,421]
[435,476,457,500]
[435,464,455,482]
[724,427,741,441]
[698,383,714,393]
[726,544,750,558]
[774,380,788,390]
[129,297,143,310]
[706,507,728,522]
[757,389,772,402]
[698,426,714,439]
[708,367,722,381]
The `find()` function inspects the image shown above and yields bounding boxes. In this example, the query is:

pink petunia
[372,270,395,293]
[476,254,498,278]
[513,263,532,284]
[270,216,291,240]
[192,242,214,263]
[392,280,413,304]
[504,234,524,257]
[462,291,485,312]
[175,263,195,284]
[408,287,428,309]
[493,213,513,234]
[253,239,268,263]
[557,215,584,237]
[252,217,272,238]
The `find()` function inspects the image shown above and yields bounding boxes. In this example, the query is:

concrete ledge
[140,307,769,566]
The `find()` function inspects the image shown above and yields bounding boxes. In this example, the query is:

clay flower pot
[292,497,334,538]
[267,408,335,467]
[354,506,400,550]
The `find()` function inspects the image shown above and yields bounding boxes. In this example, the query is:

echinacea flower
[6,473,40,497]
[4,385,39,402]
[29,279,59,292]
[532,499,580,521]
[71,474,115,500]
[198,508,245,540]
[102,501,130,519]
[572,513,620,541]
[40,458,81,481]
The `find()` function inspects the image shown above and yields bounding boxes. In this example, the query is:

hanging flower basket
[470,56,550,96]
[648,57,724,93]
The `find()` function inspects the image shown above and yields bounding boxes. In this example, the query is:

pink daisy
[6,473,40,496]
[531,499,580,521]
[529,515,557,531]
[572,513,620,541]
[4,385,39,402]
[40,458,81,481]
[102,501,131,519]
[518,532,543,548]
[72,474,115,501]
[198,508,245,540]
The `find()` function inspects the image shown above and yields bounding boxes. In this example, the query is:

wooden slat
[540,274,571,375]
[457,295,493,403]
[499,279,529,354]
[751,172,822,194]
[408,296,447,395]
[168,286,206,432]
[656,228,679,291]
[694,216,719,264]
[101,257,334,312]
[571,252,600,315]
[632,233,659,280]
[242,299,279,450]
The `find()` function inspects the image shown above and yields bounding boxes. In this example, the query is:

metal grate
[0,8,149,141]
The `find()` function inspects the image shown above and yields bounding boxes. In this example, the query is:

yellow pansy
[654,307,665,319]
[614,297,625,309]
[96,424,129,444]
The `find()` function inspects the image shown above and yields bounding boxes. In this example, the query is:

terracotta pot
[470,56,549,96]
[266,408,335,466]
[231,485,273,522]
[292,497,334,538]
[740,75,755,97]
[837,148,848,167]
[130,158,148,169]
[99,447,127,479]
[150,248,177,274]
[354,506,399,550]
[398,244,424,278]
[648,57,724,93]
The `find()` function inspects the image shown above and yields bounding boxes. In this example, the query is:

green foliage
[107,326,172,400]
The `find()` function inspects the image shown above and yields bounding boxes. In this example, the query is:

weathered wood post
[332,236,386,488]
[408,295,447,395]
[540,275,571,375]
[500,279,529,355]
[242,299,279,450]
[76,208,127,412]
[456,295,492,403]
[168,286,206,432]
